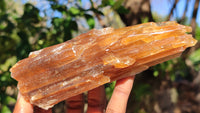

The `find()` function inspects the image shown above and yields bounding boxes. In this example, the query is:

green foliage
[105,81,116,99]
[189,48,200,71]
[195,26,200,40]
[0,0,6,12]
[0,0,128,111]
[69,7,80,15]
[85,14,95,29]
[133,83,151,101]
[153,58,190,81]
[151,23,200,82]
[102,0,115,6]
[101,0,129,14]
[141,17,149,23]
[112,0,124,9]
[1,105,12,113]
[1,0,198,112]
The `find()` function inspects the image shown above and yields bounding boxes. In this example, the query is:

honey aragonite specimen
[10,21,197,109]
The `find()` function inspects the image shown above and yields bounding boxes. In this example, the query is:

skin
[13,76,135,113]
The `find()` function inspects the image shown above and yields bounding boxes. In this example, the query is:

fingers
[106,76,135,113]
[66,94,84,113]
[13,93,33,113]
[87,86,106,113]
[13,76,134,113]
[34,106,52,113]
[13,92,52,113]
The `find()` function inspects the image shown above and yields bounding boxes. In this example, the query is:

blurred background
[0,0,200,113]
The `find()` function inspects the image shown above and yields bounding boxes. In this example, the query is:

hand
[13,76,135,113]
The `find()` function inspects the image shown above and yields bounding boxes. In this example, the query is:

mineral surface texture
[10,21,197,109]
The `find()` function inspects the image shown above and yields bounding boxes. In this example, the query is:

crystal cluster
[10,21,197,109]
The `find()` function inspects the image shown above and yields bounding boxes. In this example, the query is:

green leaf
[51,4,66,12]
[23,3,41,24]
[52,17,64,28]
[0,71,16,87]
[195,27,200,40]
[69,7,80,15]
[85,14,95,29]
[116,6,129,14]
[6,96,16,105]
[1,95,16,105]
[102,0,115,6]
[1,105,12,113]
[0,0,6,11]
[0,56,17,71]
[0,74,8,82]
[105,81,116,99]
[189,48,200,71]
[113,0,124,10]
[189,48,200,64]
[153,71,159,77]
[141,17,149,23]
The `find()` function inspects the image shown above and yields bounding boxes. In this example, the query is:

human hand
[13,76,134,113]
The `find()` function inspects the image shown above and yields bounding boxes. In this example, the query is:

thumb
[13,92,33,113]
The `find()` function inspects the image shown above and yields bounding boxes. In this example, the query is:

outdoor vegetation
[0,0,200,113]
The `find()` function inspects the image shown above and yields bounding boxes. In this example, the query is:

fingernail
[17,92,21,99]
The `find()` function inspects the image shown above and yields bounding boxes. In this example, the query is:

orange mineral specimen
[10,21,197,109]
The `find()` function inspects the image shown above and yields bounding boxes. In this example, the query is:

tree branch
[167,0,179,21]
